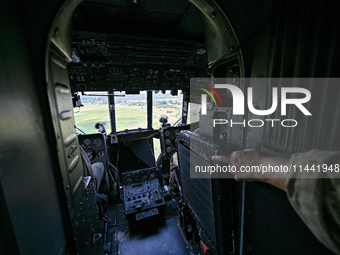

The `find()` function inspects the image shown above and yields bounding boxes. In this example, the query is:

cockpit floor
[119,218,189,255]
[104,196,200,255]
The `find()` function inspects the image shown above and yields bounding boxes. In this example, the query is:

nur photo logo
[193,78,312,128]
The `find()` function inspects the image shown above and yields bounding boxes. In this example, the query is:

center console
[121,167,165,220]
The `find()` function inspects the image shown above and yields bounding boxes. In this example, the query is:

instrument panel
[159,125,189,159]
[121,167,158,185]
[67,31,207,92]
[78,134,107,166]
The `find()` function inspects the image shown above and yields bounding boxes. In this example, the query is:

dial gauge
[93,138,102,147]
[83,139,91,146]
[97,150,104,157]
[85,149,94,160]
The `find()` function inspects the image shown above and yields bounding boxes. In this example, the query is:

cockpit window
[152,90,183,128]
[187,102,200,124]
[115,92,147,131]
[74,90,183,134]
[74,92,110,134]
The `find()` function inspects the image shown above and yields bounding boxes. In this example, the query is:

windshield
[152,90,183,128]
[115,92,147,131]
[74,90,183,134]
[74,93,110,134]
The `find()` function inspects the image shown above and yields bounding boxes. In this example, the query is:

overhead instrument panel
[67,31,207,92]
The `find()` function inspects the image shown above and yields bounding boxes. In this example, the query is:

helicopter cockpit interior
[62,1,214,254]
[1,0,339,254]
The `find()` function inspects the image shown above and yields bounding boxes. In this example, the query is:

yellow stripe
[200,88,217,106]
